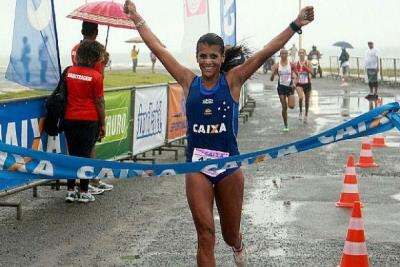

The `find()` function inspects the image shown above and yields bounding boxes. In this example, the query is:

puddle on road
[245,178,303,228]
[391,193,400,202]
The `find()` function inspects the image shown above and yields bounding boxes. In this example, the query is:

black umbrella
[332,41,354,49]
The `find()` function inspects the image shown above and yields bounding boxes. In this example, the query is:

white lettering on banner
[106,114,126,137]
[97,168,115,179]
[0,151,7,170]
[222,161,238,170]
[223,0,235,36]
[201,164,218,174]
[5,122,18,146]
[21,120,28,148]
[119,169,129,179]
[32,160,53,176]
[46,136,61,153]
[159,169,177,176]
[277,145,298,158]
[67,73,93,81]
[336,126,357,141]
[193,123,227,134]
[136,101,163,139]
[30,118,43,151]
[12,154,27,172]
[318,122,367,144]
[77,166,94,179]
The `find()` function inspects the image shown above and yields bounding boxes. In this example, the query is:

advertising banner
[167,84,187,142]
[132,86,168,155]
[6,0,61,90]
[95,90,132,160]
[0,97,67,190]
[181,0,209,67]
[220,0,237,46]
[1,102,399,180]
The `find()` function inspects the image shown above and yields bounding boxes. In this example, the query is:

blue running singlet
[185,73,240,184]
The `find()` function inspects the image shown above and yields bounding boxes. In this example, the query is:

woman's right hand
[124,0,137,18]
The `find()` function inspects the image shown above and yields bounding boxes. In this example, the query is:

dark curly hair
[76,40,104,66]
[196,33,250,72]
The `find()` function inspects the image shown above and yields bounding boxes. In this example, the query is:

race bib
[192,148,229,177]
[279,74,291,86]
[299,72,309,84]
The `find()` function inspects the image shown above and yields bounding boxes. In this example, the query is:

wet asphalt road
[1,74,400,267]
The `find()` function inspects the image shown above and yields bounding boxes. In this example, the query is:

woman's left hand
[295,6,314,27]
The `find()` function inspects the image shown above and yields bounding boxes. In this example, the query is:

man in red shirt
[69,22,113,196]
[71,21,109,77]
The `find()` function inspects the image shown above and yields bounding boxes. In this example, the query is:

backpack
[44,66,71,136]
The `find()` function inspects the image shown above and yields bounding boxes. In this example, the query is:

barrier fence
[326,56,400,86]
[0,82,252,218]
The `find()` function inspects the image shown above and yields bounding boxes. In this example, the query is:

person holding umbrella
[339,48,350,86]
[70,21,114,195]
[124,0,314,265]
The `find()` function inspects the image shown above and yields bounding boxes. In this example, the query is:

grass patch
[104,70,174,89]
[0,70,175,101]
[0,90,49,101]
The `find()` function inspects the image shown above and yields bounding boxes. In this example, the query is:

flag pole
[206,0,210,32]
[298,0,302,49]
[51,0,62,75]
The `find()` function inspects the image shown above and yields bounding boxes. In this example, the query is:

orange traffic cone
[338,201,369,267]
[356,137,378,168]
[336,155,363,208]
[371,134,386,148]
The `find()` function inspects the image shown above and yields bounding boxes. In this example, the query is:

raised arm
[227,6,314,89]
[124,0,195,94]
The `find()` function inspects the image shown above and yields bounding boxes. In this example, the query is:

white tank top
[278,62,292,86]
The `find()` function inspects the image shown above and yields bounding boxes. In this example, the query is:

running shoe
[65,190,78,203]
[303,116,308,124]
[298,113,303,121]
[282,127,289,132]
[88,184,104,195]
[78,192,95,203]
[233,242,247,267]
[97,181,114,191]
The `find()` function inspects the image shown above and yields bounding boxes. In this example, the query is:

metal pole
[394,58,397,83]
[298,0,302,49]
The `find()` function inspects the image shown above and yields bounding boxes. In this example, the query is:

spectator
[64,40,107,203]
[150,51,156,73]
[131,45,139,72]
[290,43,298,63]
[365,41,379,98]
[70,21,113,194]
[339,48,350,86]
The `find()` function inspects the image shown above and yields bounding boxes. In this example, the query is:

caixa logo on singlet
[136,101,163,139]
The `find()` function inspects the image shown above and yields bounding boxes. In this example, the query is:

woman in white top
[270,48,298,132]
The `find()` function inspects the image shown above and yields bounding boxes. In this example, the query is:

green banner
[95,90,132,160]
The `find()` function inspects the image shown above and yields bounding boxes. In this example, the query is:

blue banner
[220,0,236,46]
[0,98,67,190]
[0,102,399,181]
[5,0,61,90]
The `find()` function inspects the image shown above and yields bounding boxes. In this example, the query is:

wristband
[135,20,146,29]
[290,21,302,34]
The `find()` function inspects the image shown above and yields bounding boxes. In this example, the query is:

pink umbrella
[67,1,136,48]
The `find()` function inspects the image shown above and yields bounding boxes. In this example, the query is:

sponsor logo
[202,98,213,105]
[67,73,93,81]
[204,108,212,116]
[193,123,227,134]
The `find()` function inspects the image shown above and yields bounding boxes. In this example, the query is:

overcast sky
[1,0,399,60]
